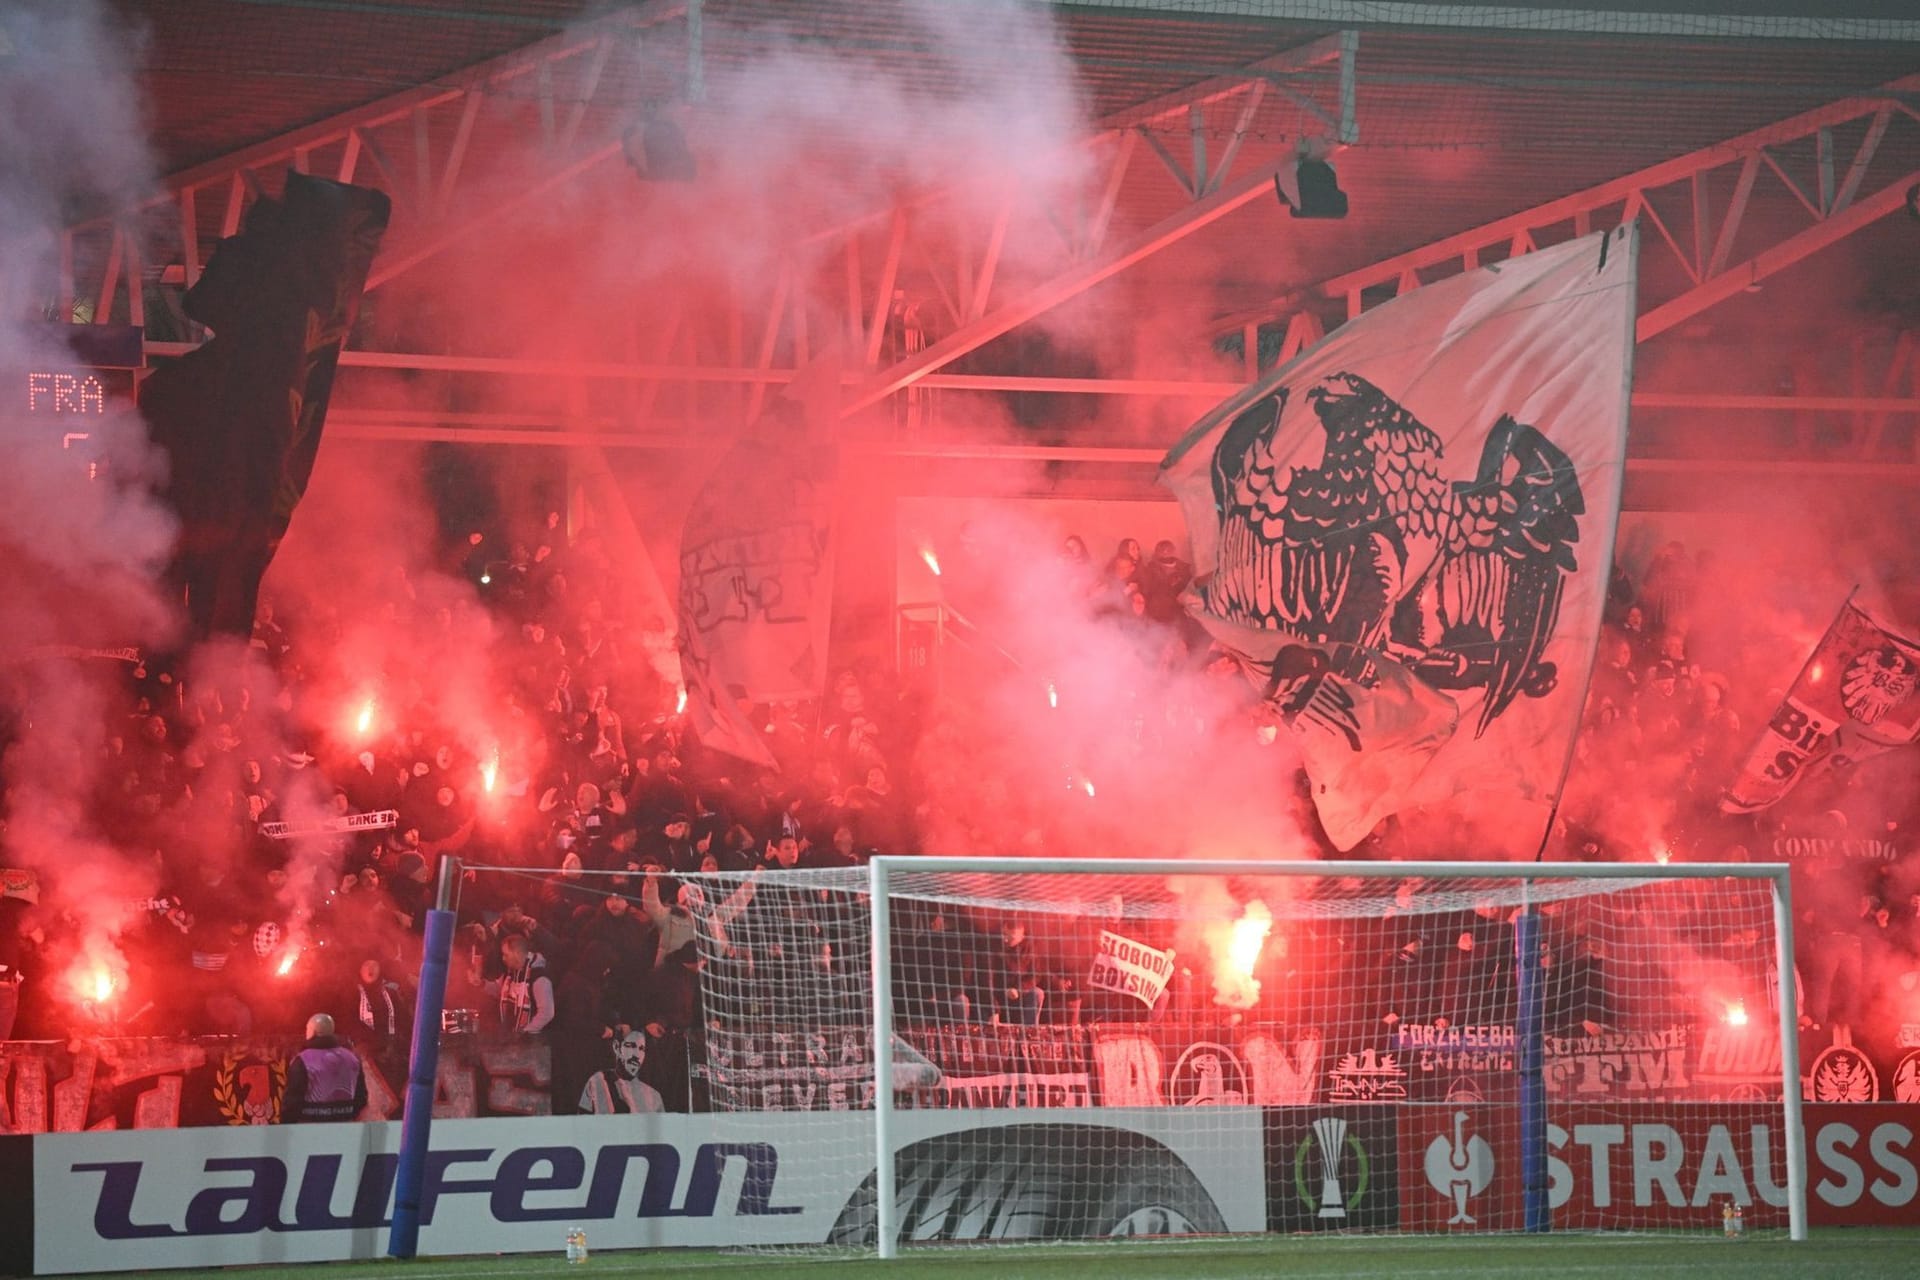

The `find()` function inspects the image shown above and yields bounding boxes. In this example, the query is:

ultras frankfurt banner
[1161,227,1638,849]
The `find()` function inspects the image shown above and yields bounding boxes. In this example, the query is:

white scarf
[359,981,397,1036]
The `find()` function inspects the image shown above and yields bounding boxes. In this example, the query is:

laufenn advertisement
[32,1107,1267,1273]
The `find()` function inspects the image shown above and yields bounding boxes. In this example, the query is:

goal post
[866,857,1805,1256]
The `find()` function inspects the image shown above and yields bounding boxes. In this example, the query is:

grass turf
[107,1230,1920,1280]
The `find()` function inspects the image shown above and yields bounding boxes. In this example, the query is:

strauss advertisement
[1391,1104,1916,1233]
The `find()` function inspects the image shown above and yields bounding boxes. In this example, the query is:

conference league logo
[1263,1106,1399,1231]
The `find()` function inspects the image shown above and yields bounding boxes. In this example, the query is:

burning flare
[481,749,500,794]
[276,946,301,979]
[1047,682,1058,709]
[919,545,941,577]
[676,686,688,715]
[1724,999,1749,1027]
[71,963,115,1006]
[1211,901,1273,1009]
[355,696,376,737]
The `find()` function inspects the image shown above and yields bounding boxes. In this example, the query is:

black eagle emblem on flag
[1204,371,1585,737]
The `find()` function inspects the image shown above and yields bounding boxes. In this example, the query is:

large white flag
[677,362,841,769]
[1162,227,1638,849]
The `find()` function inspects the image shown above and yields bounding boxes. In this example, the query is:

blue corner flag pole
[387,857,460,1259]
[1515,905,1550,1233]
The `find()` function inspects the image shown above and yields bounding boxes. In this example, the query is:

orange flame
[919,546,941,577]
[72,964,115,1005]
[1211,901,1272,1009]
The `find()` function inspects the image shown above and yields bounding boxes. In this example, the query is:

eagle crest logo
[1204,372,1585,738]
[1839,643,1919,726]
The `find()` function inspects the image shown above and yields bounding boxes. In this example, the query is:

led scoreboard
[25,366,132,418]
[16,323,142,453]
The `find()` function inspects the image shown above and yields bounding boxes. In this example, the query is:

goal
[683,858,1805,1253]
[441,857,1807,1254]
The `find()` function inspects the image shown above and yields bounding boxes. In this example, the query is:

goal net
[681,858,1804,1253]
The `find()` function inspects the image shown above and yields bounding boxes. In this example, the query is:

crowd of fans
[1560,540,1919,1035]
[1,511,1915,1116]
[0,507,923,1113]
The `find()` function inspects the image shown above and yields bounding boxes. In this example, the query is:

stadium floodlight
[622,114,697,182]
[1279,158,1348,219]
[1274,137,1349,219]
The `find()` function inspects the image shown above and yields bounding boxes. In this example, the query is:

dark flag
[140,172,390,641]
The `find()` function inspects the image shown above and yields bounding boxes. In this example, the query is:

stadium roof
[54,2,1920,498]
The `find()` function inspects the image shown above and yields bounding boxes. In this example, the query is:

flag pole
[1535,223,1641,863]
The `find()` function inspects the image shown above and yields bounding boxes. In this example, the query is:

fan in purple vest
[283,1013,368,1123]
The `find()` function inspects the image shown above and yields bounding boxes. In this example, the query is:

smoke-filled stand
[2,0,1919,1275]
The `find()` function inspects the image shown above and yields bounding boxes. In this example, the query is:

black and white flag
[1162,228,1638,848]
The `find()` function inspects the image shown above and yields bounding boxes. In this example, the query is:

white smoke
[0,1,174,994]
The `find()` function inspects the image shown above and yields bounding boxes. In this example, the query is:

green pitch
[115,1231,1920,1280]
